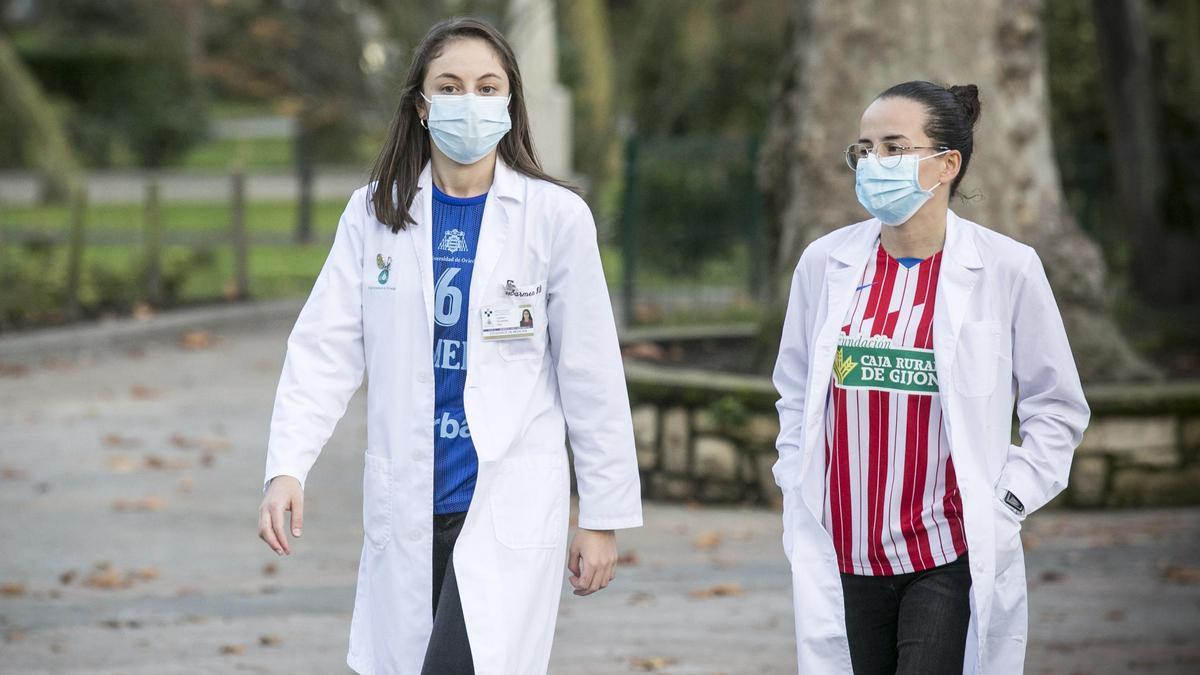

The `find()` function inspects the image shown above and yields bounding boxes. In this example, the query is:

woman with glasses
[257,17,642,674]
[772,81,1089,674]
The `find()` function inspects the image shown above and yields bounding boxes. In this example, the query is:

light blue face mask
[421,93,512,165]
[854,150,949,226]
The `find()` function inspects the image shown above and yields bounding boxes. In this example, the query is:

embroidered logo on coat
[376,254,392,285]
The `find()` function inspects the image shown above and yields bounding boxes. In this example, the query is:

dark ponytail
[877,81,982,197]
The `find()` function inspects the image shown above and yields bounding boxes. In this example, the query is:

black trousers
[840,552,972,675]
[420,511,474,675]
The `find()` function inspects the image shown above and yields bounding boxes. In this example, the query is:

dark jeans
[420,511,474,675]
[840,552,972,675]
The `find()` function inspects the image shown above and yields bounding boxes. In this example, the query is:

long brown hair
[368,17,576,233]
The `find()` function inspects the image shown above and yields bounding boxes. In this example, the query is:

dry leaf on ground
[130,385,161,400]
[180,330,216,350]
[688,582,744,598]
[630,656,677,671]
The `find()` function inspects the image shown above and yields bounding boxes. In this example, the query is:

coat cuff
[263,469,307,494]
[577,513,644,531]
[995,446,1049,514]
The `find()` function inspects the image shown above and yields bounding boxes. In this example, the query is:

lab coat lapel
[932,210,984,433]
[470,159,521,312]
[799,220,881,517]
[407,163,436,345]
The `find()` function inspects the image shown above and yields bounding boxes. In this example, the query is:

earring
[420,118,428,130]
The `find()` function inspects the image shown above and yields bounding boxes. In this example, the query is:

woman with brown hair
[257,17,642,674]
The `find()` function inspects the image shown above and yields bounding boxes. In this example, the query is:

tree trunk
[1091,0,1169,303]
[758,0,1156,382]
[0,36,80,202]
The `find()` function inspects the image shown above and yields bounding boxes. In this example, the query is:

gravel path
[0,321,1197,674]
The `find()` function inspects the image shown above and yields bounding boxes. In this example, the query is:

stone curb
[0,299,303,362]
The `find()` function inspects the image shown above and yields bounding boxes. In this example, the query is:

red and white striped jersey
[822,241,967,576]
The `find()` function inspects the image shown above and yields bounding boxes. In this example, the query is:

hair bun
[949,84,982,126]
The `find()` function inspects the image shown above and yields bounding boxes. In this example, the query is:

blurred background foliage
[0,0,1197,368]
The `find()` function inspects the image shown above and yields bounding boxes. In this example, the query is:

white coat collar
[407,157,524,345]
[827,209,981,270]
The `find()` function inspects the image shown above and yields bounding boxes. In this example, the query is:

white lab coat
[263,159,643,674]
[772,210,1089,673]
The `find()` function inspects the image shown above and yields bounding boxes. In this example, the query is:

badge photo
[481,302,535,340]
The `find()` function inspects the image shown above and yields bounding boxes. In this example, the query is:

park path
[0,317,1197,674]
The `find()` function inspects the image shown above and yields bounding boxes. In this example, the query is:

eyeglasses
[844,141,950,170]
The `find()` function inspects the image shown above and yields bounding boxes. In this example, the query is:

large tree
[758,0,1155,382]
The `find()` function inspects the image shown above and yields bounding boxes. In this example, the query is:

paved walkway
[0,320,1197,674]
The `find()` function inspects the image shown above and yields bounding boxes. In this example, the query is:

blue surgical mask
[421,93,512,165]
[854,150,948,226]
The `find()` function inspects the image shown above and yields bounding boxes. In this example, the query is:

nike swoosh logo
[855,282,878,291]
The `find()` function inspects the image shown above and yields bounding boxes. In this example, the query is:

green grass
[0,199,348,239]
[180,136,295,171]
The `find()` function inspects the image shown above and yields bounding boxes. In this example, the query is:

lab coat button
[417,371,431,383]
[409,529,421,542]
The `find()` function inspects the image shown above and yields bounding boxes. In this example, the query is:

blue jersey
[431,184,486,514]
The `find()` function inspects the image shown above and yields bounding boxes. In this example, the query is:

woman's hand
[258,475,303,555]
[566,528,618,596]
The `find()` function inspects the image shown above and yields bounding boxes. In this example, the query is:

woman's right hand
[258,475,304,555]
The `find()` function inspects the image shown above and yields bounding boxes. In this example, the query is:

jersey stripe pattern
[822,241,967,576]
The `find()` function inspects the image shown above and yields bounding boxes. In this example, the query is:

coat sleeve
[546,197,643,531]
[772,251,814,492]
[262,190,367,493]
[995,249,1091,513]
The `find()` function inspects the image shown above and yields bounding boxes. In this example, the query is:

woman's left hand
[567,529,618,596]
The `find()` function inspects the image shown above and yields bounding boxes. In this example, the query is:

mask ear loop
[417,90,430,130]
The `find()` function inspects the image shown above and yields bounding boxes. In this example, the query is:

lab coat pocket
[992,496,1023,575]
[490,453,567,549]
[362,452,394,551]
[955,320,1001,397]
[497,282,548,362]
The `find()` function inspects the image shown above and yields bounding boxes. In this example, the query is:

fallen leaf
[630,656,677,671]
[0,466,29,480]
[1164,566,1200,584]
[5,628,26,642]
[1038,570,1066,584]
[0,362,29,378]
[103,434,142,448]
[628,591,654,606]
[111,497,166,512]
[181,330,216,350]
[83,567,131,590]
[0,582,26,597]
[219,643,245,655]
[107,456,139,473]
[1104,609,1126,621]
[42,357,76,372]
[130,385,161,400]
[693,532,722,550]
[259,634,282,646]
[617,551,640,566]
[133,567,158,581]
[59,570,77,585]
[688,582,744,599]
[262,563,278,576]
[131,303,154,320]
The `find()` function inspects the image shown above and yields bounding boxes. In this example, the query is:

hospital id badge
[481,302,536,340]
